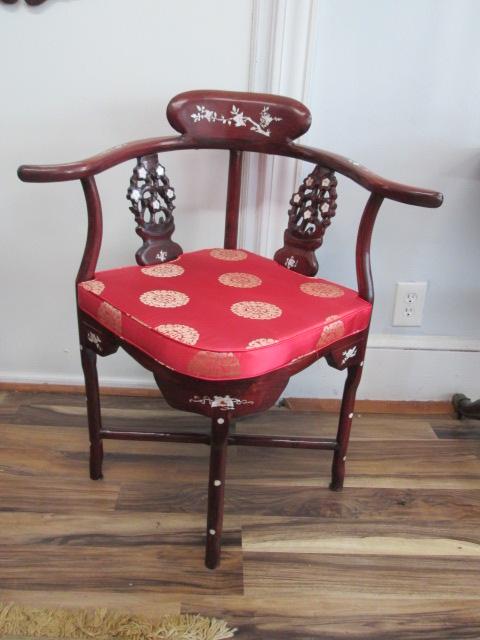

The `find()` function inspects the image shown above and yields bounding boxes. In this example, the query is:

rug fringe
[0,603,236,640]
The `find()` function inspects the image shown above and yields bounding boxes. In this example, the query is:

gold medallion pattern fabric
[140,290,190,308]
[188,351,241,378]
[231,301,282,320]
[98,301,122,334]
[300,282,344,298]
[210,248,247,261]
[77,248,372,380]
[79,280,105,295]
[156,324,199,345]
[218,272,262,288]
[141,264,184,277]
[316,315,345,347]
[246,338,278,349]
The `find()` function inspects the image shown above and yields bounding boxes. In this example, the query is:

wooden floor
[1,389,480,639]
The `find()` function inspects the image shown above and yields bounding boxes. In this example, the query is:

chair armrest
[17,135,189,183]
[292,143,443,208]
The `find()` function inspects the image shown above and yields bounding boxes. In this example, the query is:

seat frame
[18,90,443,569]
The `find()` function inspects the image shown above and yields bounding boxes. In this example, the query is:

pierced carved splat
[127,154,182,266]
[274,166,337,276]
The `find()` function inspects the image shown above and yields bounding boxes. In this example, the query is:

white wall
[1,0,479,400]
[280,0,480,400]
[0,0,253,387]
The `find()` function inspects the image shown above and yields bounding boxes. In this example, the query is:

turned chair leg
[330,363,363,491]
[80,346,104,480]
[205,415,229,569]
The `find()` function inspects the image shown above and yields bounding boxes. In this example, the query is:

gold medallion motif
[246,338,278,349]
[97,302,122,334]
[141,264,184,277]
[231,301,282,320]
[316,315,345,347]
[187,351,241,378]
[210,249,247,261]
[139,290,189,308]
[155,324,199,345]
[218,272,262,288]
[300,282,344,298]
[79,280,105,295]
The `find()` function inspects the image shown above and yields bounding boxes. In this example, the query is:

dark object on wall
[1,0,48,5]
[452,394,480,420]
[18,89,443,570]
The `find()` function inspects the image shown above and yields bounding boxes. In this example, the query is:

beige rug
[0,603,236,640]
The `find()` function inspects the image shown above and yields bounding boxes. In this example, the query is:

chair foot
[205,416,229,570]
[329,363,363,491]
[89,442,104,480]
[80,346,105,481]
[329,459,344,492]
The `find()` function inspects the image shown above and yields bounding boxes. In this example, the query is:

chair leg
[330,363,363,491]
[80,346,104,480]
[205,415,229,569]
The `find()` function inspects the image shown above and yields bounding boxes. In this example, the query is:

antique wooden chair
[18,90,443,568]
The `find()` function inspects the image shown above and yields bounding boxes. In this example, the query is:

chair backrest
[167,89,311,144]
[128,89,335,275]
[18,89,442,304]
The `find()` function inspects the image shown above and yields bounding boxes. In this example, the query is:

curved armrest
[18,135,190,183]
[18,134,443,209]
[291,143,443,208]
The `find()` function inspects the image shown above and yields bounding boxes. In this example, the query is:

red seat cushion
[78,249,371,380]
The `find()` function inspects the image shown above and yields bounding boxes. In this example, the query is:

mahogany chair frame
[18,90,443,569]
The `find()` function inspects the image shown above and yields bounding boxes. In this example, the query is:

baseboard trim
[0,381,454,414]
[0,381,162,398]
[283,397,454,415]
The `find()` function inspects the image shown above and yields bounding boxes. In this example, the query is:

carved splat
[274,166,337,276]
[127,154,182,266]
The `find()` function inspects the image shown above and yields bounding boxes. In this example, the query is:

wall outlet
[392,281,428,326]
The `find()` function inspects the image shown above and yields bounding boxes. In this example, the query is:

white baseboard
[368,334,480,352]
[1,334,479,401]
[0,371,156,390]
[286,334,480,401]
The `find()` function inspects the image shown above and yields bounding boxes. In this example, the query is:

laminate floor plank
[181,595,480,640]
[1,390,479,638]
[242,518,480,556]
[243,552,480,598]
[117,482,480,522]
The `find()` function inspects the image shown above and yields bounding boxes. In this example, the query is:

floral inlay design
[126,153,182,265]
[187,351,241,378]
[210,249,247,261]
[155,324,199,345]
[190,104,282,137]
[139,290,189,308]
[141,264,184,278]
[231,301,282,320]
[288,169,338,239]
[342,345,358,364]
[97,302,122,335]
[79,280,105,295]
[87,331,102,351]
[246,338,278,349]
[316,315,345,348]
[273,166,338,276]
[284,256,299,270]
[189,395,253,411]
[218,272,261,288]
[127,156,176,228]
[300,282,344,298]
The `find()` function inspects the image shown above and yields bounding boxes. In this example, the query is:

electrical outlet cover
[392,282,428,326]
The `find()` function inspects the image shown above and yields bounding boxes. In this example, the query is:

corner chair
[18,89,443,568]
